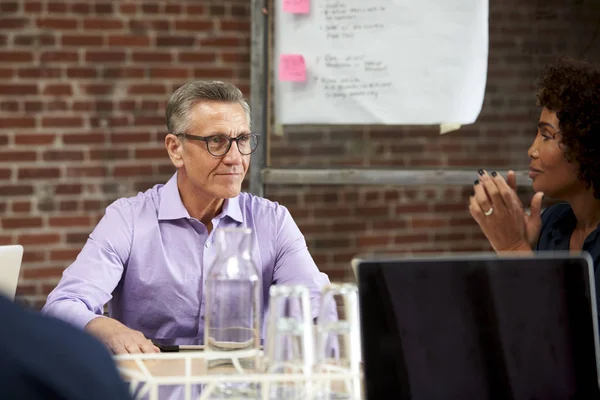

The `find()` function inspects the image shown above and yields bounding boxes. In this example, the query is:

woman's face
[527,107,582,198]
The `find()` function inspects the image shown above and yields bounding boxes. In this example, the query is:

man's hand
[85,316,160,355]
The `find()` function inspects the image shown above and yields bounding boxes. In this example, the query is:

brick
[1,217,43,229]
[0,2,19,12]
[0,100,20,112]
[220,21,250,32]
[0,51,33,63]
[231,5,249,16]
[90,3,111,14]
[199,37,243,47]
[43,84,72,96]
[13,34,56,46]
[0,184,34,196]
[174,20,213,31]
[221,52,250,63]
[83,18,124,30]
[193,68,234,79]
[23,267,66,280]
[50,249,81,261]
[63,133,106,144]
[66,166,107,178]
[89,116,129,128]
[82,200,108,212]
[62,35,104,47]
[55,183,82,195]
[41,117,83,128]
[113,164,153,177]
[410,217,447,229]
[18,167,60,180]
[48,216,90,227]
[89,149,129,160]
[133,116,163,126]
[40,51,78,63]
[43,150,84,162]
[18,67,62,79]
[178,52,217,63]
[47,2,67,13]
[14,134,55,145]
[156,36,195,47]
[129,19,170,31]
[357,235,391,247]
[164,4,182,14]
[149,68,190,79]
[0,84,37,95]
[186,5,205,15]
[109,132,151,143]
[135,148,166,159]
[85,50,126,63]
[0,68,12,79]
[101,67,145,79]
[0,17,29,30]
[11,201,30,212]
[24,101,43,112]
[66,231,89,244]
[157,164,175,175]
[119,3,136,13]
[18,233,61,245]
[0,150,37,162]
[82,84,114,96]
[210,5,225,16]
[15,283,38,297]
[71,3,91,14]
[24,2,42,12]
[132,51,172,63]
[108,35,151,47]
[127,84,166,95]
[21,251,46,263]
[0,168,11,179]
[36,17,78,30]
[0,135,8,145]
[66,67,97,79]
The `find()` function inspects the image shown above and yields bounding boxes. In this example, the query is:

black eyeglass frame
[174,133,260,157]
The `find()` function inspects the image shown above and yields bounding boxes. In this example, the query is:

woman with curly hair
[470,56,600,264]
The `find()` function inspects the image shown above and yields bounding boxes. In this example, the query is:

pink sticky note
[279,54,306,82]
[283,0,310,14]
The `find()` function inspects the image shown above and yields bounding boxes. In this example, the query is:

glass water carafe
[203,227,262,395]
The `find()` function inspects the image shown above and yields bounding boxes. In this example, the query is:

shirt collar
[158,171,244,224]
[158,172,190,220]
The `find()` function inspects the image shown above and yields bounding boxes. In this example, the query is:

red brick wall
[1,0,599,308]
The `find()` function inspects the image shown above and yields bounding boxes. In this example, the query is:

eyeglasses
[175,133,259,157]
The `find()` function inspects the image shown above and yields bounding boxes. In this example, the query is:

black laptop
[357,253,600,400]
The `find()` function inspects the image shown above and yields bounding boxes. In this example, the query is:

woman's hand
[469,169,543,253]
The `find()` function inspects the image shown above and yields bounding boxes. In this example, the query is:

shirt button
[205,241,211,248]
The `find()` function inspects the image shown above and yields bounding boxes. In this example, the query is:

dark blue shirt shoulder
[0,295,131,400]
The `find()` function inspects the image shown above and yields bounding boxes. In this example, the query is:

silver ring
[484,207,494,216]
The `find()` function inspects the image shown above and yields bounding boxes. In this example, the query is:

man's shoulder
[105,183,164,212]
[238,192,285,212]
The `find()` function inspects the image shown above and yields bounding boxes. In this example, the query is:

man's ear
[165,134,184,168]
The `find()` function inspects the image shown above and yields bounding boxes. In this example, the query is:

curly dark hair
[536,57,600,197]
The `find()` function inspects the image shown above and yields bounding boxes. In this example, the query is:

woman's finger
[474,179,493,215]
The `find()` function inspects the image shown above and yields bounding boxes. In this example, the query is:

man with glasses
[42,81,332,354]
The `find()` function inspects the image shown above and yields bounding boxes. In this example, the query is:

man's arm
[42,199,158,354]
[272,205,332,319]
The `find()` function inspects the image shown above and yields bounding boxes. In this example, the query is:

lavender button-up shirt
[42,172,331,342]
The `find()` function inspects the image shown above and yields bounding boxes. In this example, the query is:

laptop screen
[358,254,600,400]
